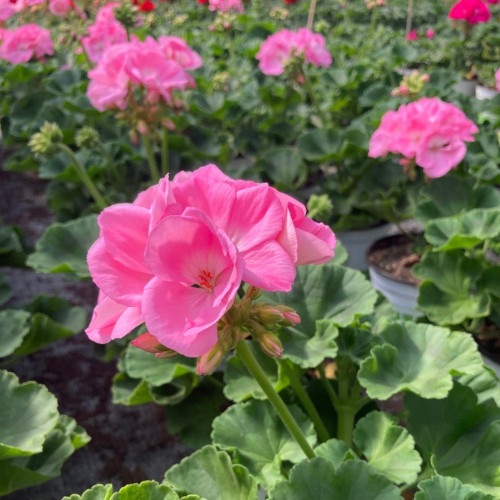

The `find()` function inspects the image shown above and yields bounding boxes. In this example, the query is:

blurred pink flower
[407,30,418,41]
[426,28,435,38]
[0,24,53,64]
[448,0,491,24]
[81,19,127,63]
[496,69,500,91]
[369,97,478,178]
[49,0,72,16]
[208,0,244,12]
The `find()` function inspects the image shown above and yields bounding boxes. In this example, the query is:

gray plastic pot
[453,79,476,96]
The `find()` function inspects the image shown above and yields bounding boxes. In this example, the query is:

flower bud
[29,122,63,157]
[114,3,138,29]
[259,332,283,359]
[196,343,225,375]
[136,120,149,135]
[131,333,178,358]
[256,306,284,325]
[307,194,333,223]
[283,311,301,325]
[75,126,99,149]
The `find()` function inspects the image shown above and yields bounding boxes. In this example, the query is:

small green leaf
[0,309,31,358]
[211,399,316,488]
[298,129,342,162]
[27,215,99,278]
[111,373,153,406]
[164,445,258,500]
[258,148,307,190]
[62,484,114,500]
[314,438,356,467]
[415,476,496,500]
[353,411,422,484]
[358,321,484,400]
[111,481,180,500]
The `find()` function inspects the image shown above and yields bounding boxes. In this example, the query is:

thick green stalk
[142,134,160,183]
[161,127,169,176]
[58,144,107,210]
[236,340,316,459]
[336,403,355,448]
[280,360,330,443]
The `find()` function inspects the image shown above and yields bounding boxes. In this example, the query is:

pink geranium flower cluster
[256,28,332,76]
[86,165,336,357]
[208,0,244,12]
[0,0,43,21]
[369,97,478,178]
[81,3,127,63]
[0,24,54,65]
[448,0,492,25]
[86,36,202,111]
[49,0,73,17]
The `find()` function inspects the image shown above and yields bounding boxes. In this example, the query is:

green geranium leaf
[111,373,154,406]
[268,458,402,500]
[62,484,114,500]
[258,148,307,191]
[111,481,180,500]
[26,215,99,278]
[353,411,422,484]
[56,414,91,450]
[458,366,500,405]
[0,309,31,358]
[413,251,490,325]
[415,476,496,500]
[165,377,227,449]
[314,438,356,467]
[425,208,500,251]
[0,370,59,459]
[331,240,348,265]
[123,344,196,386]
[211,399,316,488]
[223,341,288,402]
[165,445,258,500]
[406,384,500,496]
[264,264,376,368]
[0,272,12,306]
[358,321,483,400]
[298,129,342,162]
[337,326,379,364]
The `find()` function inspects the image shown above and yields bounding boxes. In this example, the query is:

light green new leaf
[415,476,496,500]
[211,399,316,488]
[62,484,114,500]
[268,458,402,500]
[164,445,258,500]
[425,208,500,251]
[413,251,490,325]
[0,309,31,358]
[264,264,376,368]
[111,373,153,406]
[0,370,59,459]
[223,341,288,402]
[26,215,99,278]
[314,438,356,467]
[358,321,483,400]
[353,411,422,484]
[64,482,186,500]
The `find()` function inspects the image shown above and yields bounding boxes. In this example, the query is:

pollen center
[197,270,214,291]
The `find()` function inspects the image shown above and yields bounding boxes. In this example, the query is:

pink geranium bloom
[49,0,72,16]
[426,28,435,38]
[157,36,203,70]
[369,97,478,178]
[406,30,418,41]
[86,165,336,357]
[96,2,119,21]
[256,28,331,76]
[208,0,244,12]
[81,19,127,63]
[0,0,43,20]
[0,24,54,65]
[496,69,500,91]
[448,0,491,24]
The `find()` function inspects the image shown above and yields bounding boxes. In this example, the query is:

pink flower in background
[426,28,435,38]
[406,30,418,40]
[256,28,331,76]
[485,0,499,4]
[49,0,72,16]
[369,97,478,178]
[208,0,244,12]
[0,24,54,65]
[448,0,491,24]
[0,0,43,21]
[81,19,127,63]
[86,164,336,357]
[157,36,203,70]
[496,69,500,91]
[96,2,119,21]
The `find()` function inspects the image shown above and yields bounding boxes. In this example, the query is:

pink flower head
[96,2,119,21]
[208,0,244,12]
[49,0,73,16]
[495,68,500,91]
[0,0,43,20]
[448,0,491,24]
[157,36,203,70]
[485,0,499,3]
[369,97,478,178]
[0,24,54,65]
[256,28,331,76]
[81,19,127,63]
[426,28,435,38]
[86,165,336,357]
[406,30,418,41]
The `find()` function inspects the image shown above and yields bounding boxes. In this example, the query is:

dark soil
[367,234,421,285]
[1,169,191,499]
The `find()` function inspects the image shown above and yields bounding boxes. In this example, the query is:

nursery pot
[336,223,393,270]
[475,85,498,100]
[366,234,420,317]
[453,79,476,96]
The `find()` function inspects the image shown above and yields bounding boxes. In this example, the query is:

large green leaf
[264,264,376,368]
[425,208,500,251]
[164,445,258,500]
[458,366,500,406]
[26,215,99,278]
[64,481,183,500]
[268,458,402,500]
[314,438,356,467]
[0,309,31,358]
[413,251,490,325]
[415,476,496,500]
[353,411,422,484]
[211,399,316,488]
[223,341,288,402]
[258,148,307,191]
[298,129,342,162]
[0,370,58,459]
[406,384,500,496]
[358,322,483,400]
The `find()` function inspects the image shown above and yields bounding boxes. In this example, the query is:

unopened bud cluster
[114,3,139,29]
[29,122,63,157]
[392,70,430,98]
[75,126,99,149]
[307,194,333,223]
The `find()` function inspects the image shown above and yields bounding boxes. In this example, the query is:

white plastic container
[453,79,476,96]
[337,223,393,270]
[475,85,498,100]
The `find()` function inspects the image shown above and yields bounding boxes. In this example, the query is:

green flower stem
[58,144,107,210]
[405,0,414,40]
[336,403,355,448]
[236,340,316,459]
[98,142,121,185]
[142,134,160,183]
[301,68,328,127]
[161,127,169,176]
[280,360,330,443]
